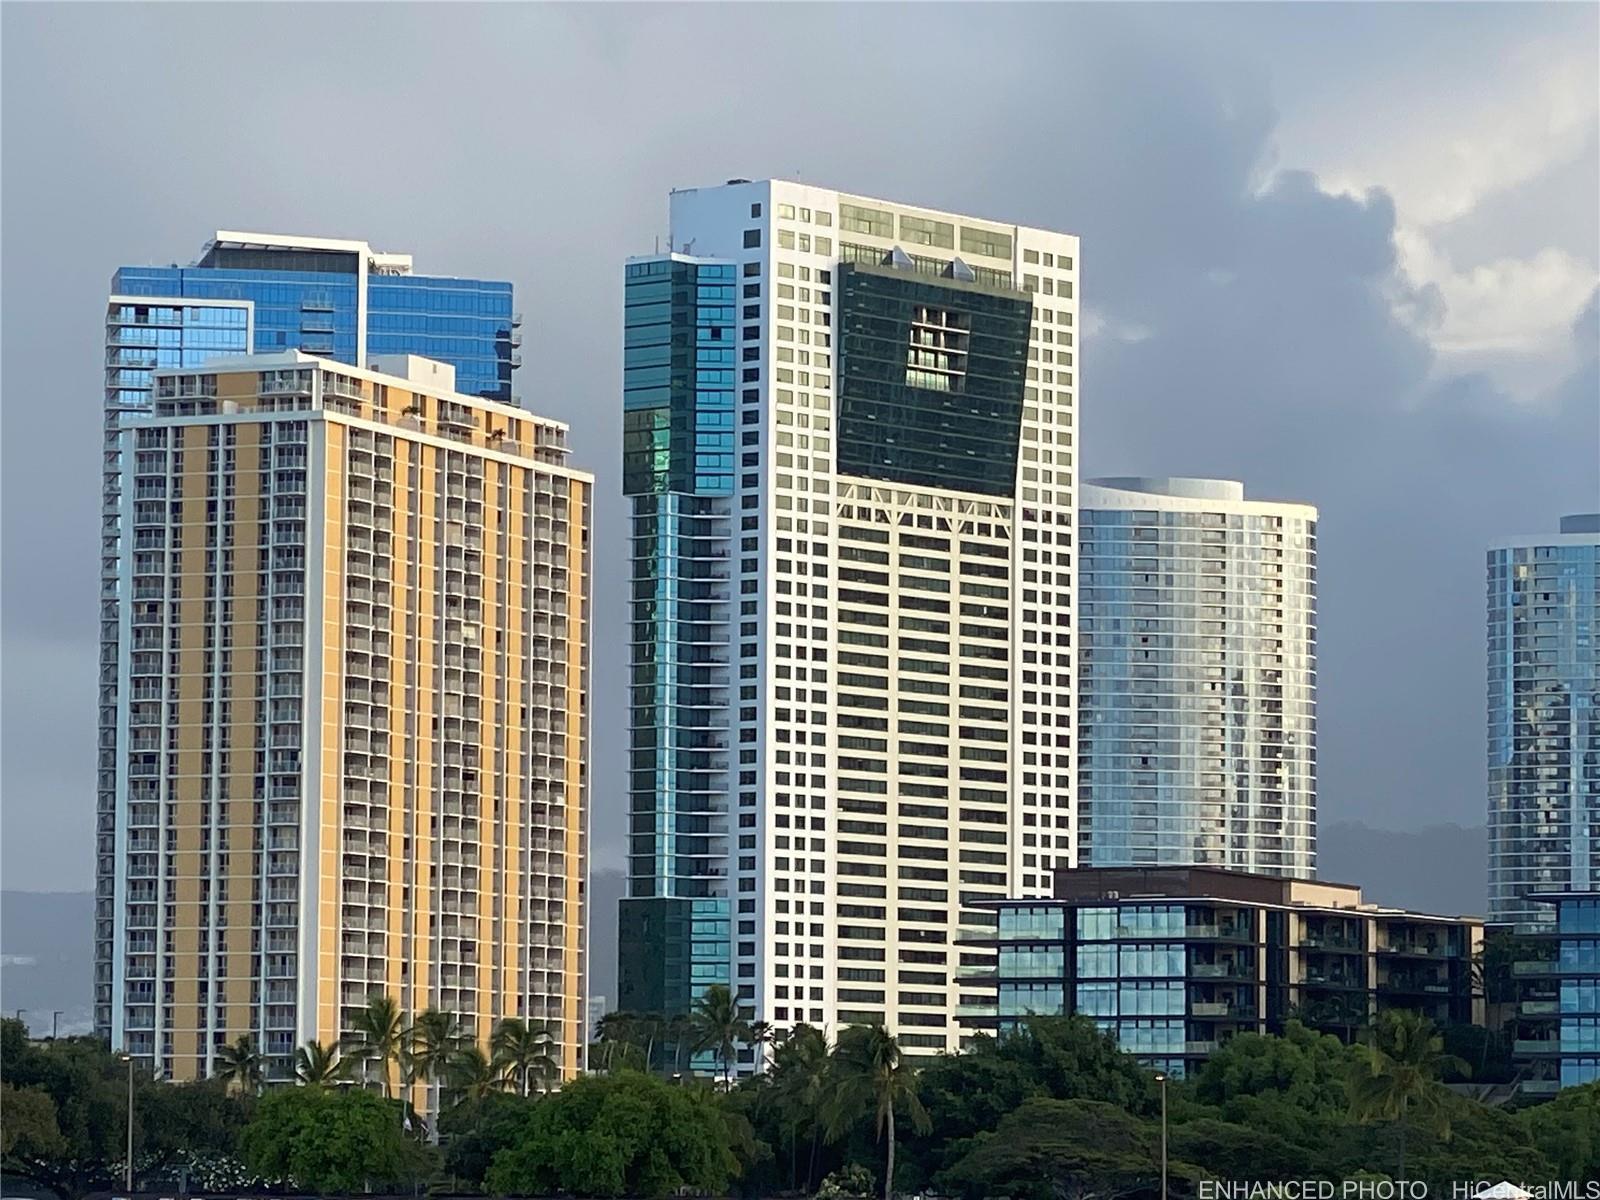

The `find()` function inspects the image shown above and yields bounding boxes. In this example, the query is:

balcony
[1190,1001,1252,1019]
[1513,1038,1561,1057]
[1300,935,1363,952]
[1377,942,1455,959]
[1186,924,1253,943]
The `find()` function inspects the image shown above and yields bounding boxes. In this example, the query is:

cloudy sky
[2,3,1595,892]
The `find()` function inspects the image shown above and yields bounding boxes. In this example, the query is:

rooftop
[202,231,413,274]
[1083,476,1316,515]
[1040,865,1481,924]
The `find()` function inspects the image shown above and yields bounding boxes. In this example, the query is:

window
[960,226,1013,260]
[751,203,762,218]
[840,203,894,238]
[744,229,762,249]
[899,215,955,249]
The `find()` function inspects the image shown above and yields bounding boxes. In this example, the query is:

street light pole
[119,1052,134,1192]
[1154,1072,1168,1200]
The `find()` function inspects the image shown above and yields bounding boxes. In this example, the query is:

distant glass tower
[1079,478,1318,878]
[96,232,519,1042]
[1487,514,1600,924]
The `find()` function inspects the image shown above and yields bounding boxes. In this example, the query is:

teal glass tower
[618,256,737,1020]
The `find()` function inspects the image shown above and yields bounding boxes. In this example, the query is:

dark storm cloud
[2,4,1593,888]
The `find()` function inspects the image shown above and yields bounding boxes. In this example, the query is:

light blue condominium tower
[1488,514,1600,925]
[1078,478,1318,878]
[95,232,520,1041]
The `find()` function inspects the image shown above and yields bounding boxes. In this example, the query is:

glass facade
[622,257,736,495]
[835,260,1031,497]
[1514,892,1600,1091]
[113,264,515,402]
[618,256,738,1020]
[1078,480,1318,877]
[1487,521,1600,924]
[970,877,1477,1081]
[1559,897,1600,1086]
[105,301,252,408]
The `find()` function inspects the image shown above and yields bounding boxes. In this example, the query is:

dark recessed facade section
[836,261,1032,498]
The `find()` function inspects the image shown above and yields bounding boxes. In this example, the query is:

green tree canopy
[437,1091,537,1189]
[1,1081,66,1160]
[240,1086,431,1193]
[938,1097,1203,1200]
[484,1070,739,1198]
[1520,1081,1600,1182]
[905,1015,1157,1185]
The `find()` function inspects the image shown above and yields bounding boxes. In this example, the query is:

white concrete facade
[655,180,1080,1058]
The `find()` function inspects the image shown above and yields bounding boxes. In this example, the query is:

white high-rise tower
[619,180,1079,1064]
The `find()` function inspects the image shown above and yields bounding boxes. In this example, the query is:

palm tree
[294,1038,346,1087]
[825,1024,930,1200]
[666,1013,698,1078]
[748,1019,775,1073]
[409,1007,471,1090]
[214,1034,266,1095]
[447,1045,507,1105]
[771,1024,830,1191]
[343,992,408,1097]
[491,1017,558,1096]
[689,984,750,1086]
[594,1010,639,1072]
[1348,1009,1468,1177]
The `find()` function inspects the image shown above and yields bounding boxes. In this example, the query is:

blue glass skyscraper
[95,232,519,1041]
[110,231,517,405]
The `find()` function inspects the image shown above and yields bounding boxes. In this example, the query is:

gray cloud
[2,3,1594,889]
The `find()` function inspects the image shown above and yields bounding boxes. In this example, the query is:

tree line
[3,990,1597,1199]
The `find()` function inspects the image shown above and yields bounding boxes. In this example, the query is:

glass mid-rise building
[1078,478,1318,877]
[618,181,1080,1065]
[1487,514,1600,925]
[960,866,1482,1078]
[1511,890,1600,1095]
[96,233,519,1043]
